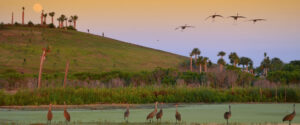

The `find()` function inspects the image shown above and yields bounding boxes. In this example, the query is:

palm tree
[197,56,204,73]
[64,17,68,28]
[229,52,239,67]
[192,48,200,62]
[239,57,252,72]
[22,7,25,25]
[59,15,66,28]
[218,58,226,72]
[41,10,44,24]
[261,52,271,76]
[218,51,226,59]
[218,51,226,72]
[68,18,73,26]
[72,15,78,29]
[38,46,50,88]
[43,13,47,25]
[189,52,193,71]
[202,57,209,72]
[49,12,55,24]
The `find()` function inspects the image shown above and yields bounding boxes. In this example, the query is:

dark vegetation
[1,87,299,105]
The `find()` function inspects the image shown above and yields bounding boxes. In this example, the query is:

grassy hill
[0,26,186,73]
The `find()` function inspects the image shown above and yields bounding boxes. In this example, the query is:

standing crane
[124,104,130,123]
[224,105,232,125]
[63,102,71,124]
[156,103,163,122]
[146,102,158,123]
[175,24,195,31]
[283,104,296,125]
[205,13,223,21]
[47,104,53,125]
[175,104,181,124]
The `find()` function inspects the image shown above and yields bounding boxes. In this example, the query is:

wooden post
[11,12,14,25]
[38,50,46,88]
[63,61,70,88]
[41,10,44,25]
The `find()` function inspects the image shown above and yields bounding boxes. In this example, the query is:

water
[0,103,299,125]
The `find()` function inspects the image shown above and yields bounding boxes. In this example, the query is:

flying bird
[224,105,232,125]
[247,19,266,24]
[175,24,195,31]
[283,104,296,125]
[228,13,246,21]
[205,13,223,21]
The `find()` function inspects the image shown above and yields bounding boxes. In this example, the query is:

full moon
[33,3,43,13]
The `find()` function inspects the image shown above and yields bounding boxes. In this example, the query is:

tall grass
[1,87,299,106]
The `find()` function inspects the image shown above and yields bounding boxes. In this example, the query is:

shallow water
[0,104,299,125]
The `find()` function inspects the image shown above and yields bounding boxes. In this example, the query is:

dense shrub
[27,21,34,26]
[48,23,55,28]
[0,87,299,105]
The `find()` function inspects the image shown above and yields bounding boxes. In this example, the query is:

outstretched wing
[205,16,212,20]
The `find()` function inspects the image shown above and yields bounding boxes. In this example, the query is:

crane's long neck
[49,105,52,111]
[176,105,178,112]
[294,105,296,113]
[229,106,231,113]
[155,103,157,111]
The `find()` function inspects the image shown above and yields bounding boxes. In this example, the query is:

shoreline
[0,102,298,110]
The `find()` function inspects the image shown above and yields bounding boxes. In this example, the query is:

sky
[0,0,300,66]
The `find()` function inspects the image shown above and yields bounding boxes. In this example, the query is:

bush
[48,23,55,28]
[14,22,20,26]
[67,26,76,30]
[0,87,299,105]
[28,21,34,26]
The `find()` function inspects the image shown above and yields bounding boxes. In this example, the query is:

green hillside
[0,26,186,73]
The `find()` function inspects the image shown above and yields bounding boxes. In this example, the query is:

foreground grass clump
[1,87,300,105]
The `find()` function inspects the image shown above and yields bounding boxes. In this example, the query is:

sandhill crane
[175,104,181,124]
[124,104,130,123]
[205,13,223,21]
[146,102,158,123]
[247,19,266,24]
[175,24,195,31]
[228,13,246,21]
[283,104,296,125]
[63,102,70,124]
[224,105,232,125]
[156,103,163,122]
[47,104,53,125]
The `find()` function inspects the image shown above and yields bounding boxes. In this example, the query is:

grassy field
[0,104,299,125]
[0,26,186,73]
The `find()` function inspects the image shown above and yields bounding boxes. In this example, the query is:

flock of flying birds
[175,13,266,31]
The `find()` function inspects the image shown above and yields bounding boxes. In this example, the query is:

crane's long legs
[289,121,291,125]
[227,119,229,125]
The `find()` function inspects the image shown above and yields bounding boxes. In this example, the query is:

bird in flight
[205,13,223,21]
[228,13,246,21]
[175,24,195,31]
[247,19,266,24]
